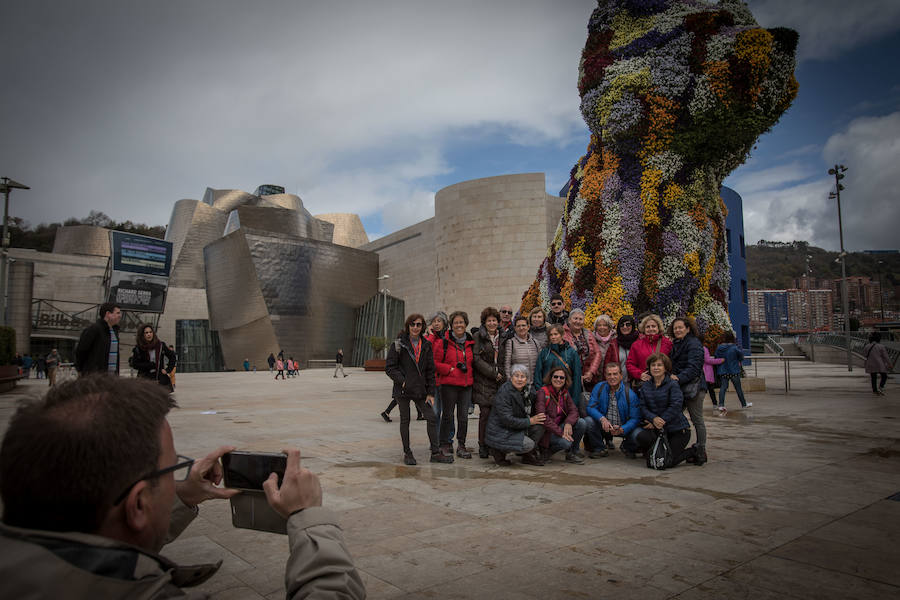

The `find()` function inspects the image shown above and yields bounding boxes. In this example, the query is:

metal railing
[808,331,900,371]
[747,354,807,393]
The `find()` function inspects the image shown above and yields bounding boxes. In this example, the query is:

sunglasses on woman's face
[552,375,566,380]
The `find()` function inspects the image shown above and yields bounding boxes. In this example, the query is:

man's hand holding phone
[177,445,241,507]
[263,447,322,519]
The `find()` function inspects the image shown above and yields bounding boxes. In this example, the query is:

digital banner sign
[107,232,173,313]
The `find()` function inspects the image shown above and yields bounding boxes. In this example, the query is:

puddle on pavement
[332,460,740,500]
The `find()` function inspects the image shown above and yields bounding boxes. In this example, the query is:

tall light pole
[377,274,390,358]
[828,164,851,371]
[0,177,30,326]
[806,254,815,361]
[877,259,886,324]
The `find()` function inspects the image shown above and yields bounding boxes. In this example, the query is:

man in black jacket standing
[75,303,122,375]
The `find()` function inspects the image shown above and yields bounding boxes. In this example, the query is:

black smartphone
[222,451,288,535]
[222,451,287,490]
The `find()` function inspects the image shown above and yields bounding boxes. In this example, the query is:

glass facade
[175,319,225,372]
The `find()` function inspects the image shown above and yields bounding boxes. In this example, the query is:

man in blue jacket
[585,362,641,458]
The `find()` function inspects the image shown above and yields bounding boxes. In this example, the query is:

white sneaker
[745,402,753,408]
[717,406,727,415]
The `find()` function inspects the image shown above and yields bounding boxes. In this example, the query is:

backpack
[646,429,673,470]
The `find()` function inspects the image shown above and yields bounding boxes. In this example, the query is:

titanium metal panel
[204,227,378,367]
[52,226,111,257]
[167,200,228,289]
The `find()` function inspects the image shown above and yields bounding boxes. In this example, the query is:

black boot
[478,444,490,459]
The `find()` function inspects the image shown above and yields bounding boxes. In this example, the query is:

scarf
[616,316,639,350]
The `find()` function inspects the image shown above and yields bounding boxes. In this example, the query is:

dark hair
[869,332,882,343]
[646,352,672,373]
[667,316,700,339]
[604,361,622,375]
[98,302,120,320]
[722,331,736,344]
[136,323,158,349]
[544,366,571,388]
[404,313,426,334]
[448,310,469,327]
[0,375,176,533]
[550,293,564,303]
[514,315,529,327]
[480,306,500,326]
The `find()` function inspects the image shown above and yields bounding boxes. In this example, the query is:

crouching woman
[485,364,546,466]
[635,353,698,467]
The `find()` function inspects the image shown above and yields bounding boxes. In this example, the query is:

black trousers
[399,395,438,454]
[635,427,695,467]
[385,397,422,418]
[871,373,888,392]
[439,385,470,446]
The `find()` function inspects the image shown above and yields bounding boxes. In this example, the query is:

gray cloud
[748,0,900,61]
[0,0,595,230]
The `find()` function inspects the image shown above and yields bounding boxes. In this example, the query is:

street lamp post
[805,254,815,362]
[877,260,886,324]
[0,177,30,326]
[828,164,851,371]
[377,275,390,359]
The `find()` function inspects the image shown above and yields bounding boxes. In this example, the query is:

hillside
[745,241,899,290]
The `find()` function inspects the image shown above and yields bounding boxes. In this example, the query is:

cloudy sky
[1,0,898,251]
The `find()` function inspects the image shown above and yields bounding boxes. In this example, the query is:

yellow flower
[609,10,654,49]
[684,251,701,277]
[640,168,663,226]
[570,238,592,269]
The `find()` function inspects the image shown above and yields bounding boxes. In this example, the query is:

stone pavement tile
[565,538,726,594]
[406,520,533,562]
[769,534,900,587]
[724,554,900,600]
[670,575,801,600]
[233,561,285,598]
[161,534,254,575]
[205,527,289,569]
[209,586,267,600]
[359,570,405,599]
[339,500,470,546]
[617,520,766,569]
[355,547,489,593]
[482,511,608,549]
[736,477,877,516]
[842,450,900,475]
[349,533,429,560]
[679,498,834,549]
[417,479,583,517]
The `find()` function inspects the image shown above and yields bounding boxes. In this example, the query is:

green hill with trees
[9,210,164,252]
[746,240,898,293]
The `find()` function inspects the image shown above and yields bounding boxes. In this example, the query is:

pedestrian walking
[334,349,347,378]
[863,332,891,395]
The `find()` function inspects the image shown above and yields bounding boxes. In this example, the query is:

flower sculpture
[521,0,798,343]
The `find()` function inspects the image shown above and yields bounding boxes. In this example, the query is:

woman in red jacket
[625,314,672,388]
[433,310,476,460]
[535,367,586,464]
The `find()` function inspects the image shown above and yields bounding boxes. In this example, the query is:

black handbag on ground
[647,429,673,470]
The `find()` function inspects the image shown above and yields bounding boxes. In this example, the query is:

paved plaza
[1,362,898,599]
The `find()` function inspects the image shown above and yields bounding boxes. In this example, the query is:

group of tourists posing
[384,295,751,468]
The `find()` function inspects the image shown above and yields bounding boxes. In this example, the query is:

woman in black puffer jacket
[473,307,505,459]
[485,364,546,466]
[667,316,708,465]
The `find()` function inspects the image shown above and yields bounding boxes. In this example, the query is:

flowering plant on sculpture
[521,0,797,343]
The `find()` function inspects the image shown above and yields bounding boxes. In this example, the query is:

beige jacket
[0,500,365,599]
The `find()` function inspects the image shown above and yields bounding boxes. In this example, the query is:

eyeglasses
[550,301,563,306]
[551,375,567,380]
[500,310,512,314]
[410,322,424,327]
[113,454,194,505]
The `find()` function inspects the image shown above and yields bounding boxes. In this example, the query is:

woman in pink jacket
[625,314,673,388]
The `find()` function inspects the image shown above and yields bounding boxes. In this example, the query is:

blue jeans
[585,416,640,451]
[548,418,586,455]
[718,374,747,407]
